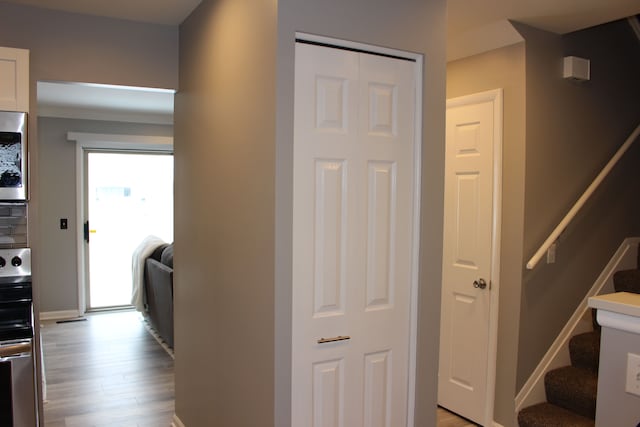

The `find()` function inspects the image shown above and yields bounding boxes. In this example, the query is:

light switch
[60,218,68,230]
[625,352,640,397]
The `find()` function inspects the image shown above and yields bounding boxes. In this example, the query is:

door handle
[0,340,32,359]
[473,278,487,290]
[317,335,351,344]
[84,221,89,243]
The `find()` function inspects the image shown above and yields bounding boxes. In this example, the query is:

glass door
[85,151,173,310]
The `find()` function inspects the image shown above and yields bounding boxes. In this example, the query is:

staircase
[518,246,640,427]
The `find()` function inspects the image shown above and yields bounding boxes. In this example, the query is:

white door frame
[443,89,502,426]
[294,32,424,426]
[67,132,173,315]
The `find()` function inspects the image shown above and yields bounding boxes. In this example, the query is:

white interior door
[438,90,502,425]
[292,42,418,427]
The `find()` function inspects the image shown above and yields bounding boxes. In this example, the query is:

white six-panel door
[292,42,417,427]
[438,90,501,426]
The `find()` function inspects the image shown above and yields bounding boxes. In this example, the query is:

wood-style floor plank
[436,407,479,427]
[41,310,174,427]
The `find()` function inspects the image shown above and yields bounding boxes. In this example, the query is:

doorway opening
[36,80,176,426]
[85,151,173,310]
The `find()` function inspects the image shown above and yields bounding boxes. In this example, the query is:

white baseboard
[39,310,81,321]
[515,237,640,412]
[172,413,185,427]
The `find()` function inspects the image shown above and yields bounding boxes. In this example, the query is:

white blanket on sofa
[131,235,166,312]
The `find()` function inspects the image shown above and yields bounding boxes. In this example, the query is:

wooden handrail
[526,123,640,270]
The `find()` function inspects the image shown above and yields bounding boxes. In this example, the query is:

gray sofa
[143,243,174,348]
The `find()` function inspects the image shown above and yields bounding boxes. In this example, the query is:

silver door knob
[473,278,487,289]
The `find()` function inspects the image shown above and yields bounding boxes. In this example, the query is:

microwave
[0,112,27,201]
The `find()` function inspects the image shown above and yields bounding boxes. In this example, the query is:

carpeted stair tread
[569,330,600,372]
[545,366,597,419]
[518,402,595,427]
[612,268,640,294]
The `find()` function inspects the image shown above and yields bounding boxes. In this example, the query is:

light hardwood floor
[41,310,473,426]
[40,310,174,427]
[436,407,479,427]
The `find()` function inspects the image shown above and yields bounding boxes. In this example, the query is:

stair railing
[526,123,640,270]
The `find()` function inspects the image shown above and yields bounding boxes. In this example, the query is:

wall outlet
[626,353,640,397]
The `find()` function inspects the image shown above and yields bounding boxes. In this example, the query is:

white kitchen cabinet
[0,47,29,112]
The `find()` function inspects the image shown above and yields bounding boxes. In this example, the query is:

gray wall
[276,3,447,426]
[516,20,640,390]
[38,117,173,313]
[446,20,640,425]
[446,42,527,427]
[174,0,446,426]
[0,2,178,314]
[0,3,178,420]
[174,1,278,425]
[0,2,178,90]
[0,3,178,305]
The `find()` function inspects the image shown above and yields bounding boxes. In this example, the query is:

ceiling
[8,0,637,122]
[2,0,201,25]
[37,82,175,125]
[447,0,640,60]
[448,0,639,37]
[4,0,637,36]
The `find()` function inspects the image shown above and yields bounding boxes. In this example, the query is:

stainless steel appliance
[0,112,27,201]
[0,248,36,426]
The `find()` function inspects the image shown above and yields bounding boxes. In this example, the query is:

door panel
[292,42,416,427]
[293,44,358,427]
[366,161,395,309]
[313,160,347,316]
[439,96,495,424]
[363,350,392,427]
[313,359,344,427]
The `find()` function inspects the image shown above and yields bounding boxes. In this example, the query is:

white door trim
[445,89,502,426]
[407,50,423,427]
[67,132,173,314]
[294,33,423,427]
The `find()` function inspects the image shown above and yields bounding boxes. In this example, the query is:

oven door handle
[0,341,32,359]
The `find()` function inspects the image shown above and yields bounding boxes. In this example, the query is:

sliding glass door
[85,151,173,310]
